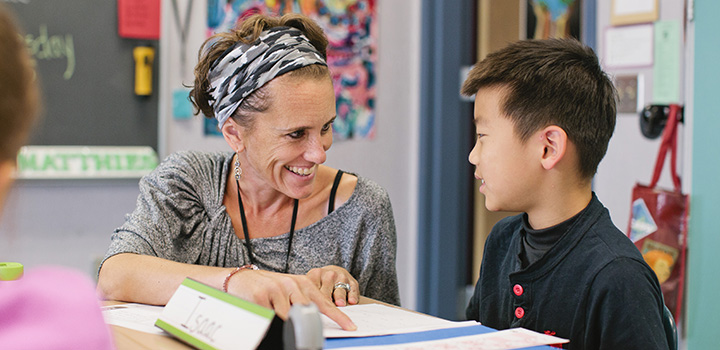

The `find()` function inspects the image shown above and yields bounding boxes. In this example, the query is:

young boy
[463,39,668,349]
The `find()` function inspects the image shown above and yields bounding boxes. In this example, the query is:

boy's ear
[221,119,246,153]
[539,125,567,170]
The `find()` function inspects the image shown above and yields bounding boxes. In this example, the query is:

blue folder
[324,324,557,349]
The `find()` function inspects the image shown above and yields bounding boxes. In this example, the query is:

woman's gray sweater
[102,151,400,305]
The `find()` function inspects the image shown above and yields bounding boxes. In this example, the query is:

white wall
[159,0,422,309]
[159,0,225,156]
[0,180,140,277]
[593,0,689,231]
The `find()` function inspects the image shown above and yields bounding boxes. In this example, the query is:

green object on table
[0,262,24,281]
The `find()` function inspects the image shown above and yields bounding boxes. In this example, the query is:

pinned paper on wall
[652,20,682,104]
[526,0,582,40]
[118,0,161,40]
[172,88,194,120]
[615,74,641,114]
[603,24,653,68]
[611,0,658,26]
[204,118,223,137]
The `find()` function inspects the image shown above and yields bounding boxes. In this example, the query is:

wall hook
[639,104,684,139]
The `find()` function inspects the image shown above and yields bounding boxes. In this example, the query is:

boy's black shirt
[467,193,668,349]
[520,205,585,268]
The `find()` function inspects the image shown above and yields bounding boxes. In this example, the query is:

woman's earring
[234,153,242,181]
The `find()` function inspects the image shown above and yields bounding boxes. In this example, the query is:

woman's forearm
[97,253,231,305]
[98,254,357,330]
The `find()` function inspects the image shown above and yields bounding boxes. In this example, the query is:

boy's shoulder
[580,199,644,261]
[550,196,653,284]
[485,213,525,247]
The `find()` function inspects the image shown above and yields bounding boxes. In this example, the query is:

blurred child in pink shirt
[0,4,114,349]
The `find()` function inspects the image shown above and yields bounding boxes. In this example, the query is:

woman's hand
[225,269,357,331]
[306,265,359,307]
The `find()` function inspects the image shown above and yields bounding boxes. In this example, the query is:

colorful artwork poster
[526,0,581,40]
[206,0,377,140]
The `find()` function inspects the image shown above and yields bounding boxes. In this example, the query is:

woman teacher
[97,13,399,330]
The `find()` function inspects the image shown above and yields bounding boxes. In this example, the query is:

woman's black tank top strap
[328,170,344,214]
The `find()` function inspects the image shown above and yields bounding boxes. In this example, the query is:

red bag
[626,104,688,322]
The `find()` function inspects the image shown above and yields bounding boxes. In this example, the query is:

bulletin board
[6,0,158,149]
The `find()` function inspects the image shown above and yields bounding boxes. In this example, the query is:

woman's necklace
[235,178,298,273]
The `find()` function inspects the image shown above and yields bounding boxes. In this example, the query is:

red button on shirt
[513,284,523,296]
[515,307,525,319]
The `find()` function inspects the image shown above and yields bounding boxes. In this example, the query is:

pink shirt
[0,266,114,349]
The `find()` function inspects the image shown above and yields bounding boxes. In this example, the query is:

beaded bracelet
[222,264,258,293]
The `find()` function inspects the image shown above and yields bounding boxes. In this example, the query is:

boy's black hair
[462,39,617,179]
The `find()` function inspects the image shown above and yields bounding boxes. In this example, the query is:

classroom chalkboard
[5,0,158,149]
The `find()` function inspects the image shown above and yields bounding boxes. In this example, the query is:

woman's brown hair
[190,13,330,128]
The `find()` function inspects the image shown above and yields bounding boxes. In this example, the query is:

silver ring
[333,282,351,292]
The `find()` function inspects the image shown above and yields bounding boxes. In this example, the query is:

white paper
[604,24,654,68]
[102,303,166,335]
[322,304,477,338]
[104,302,474,340]
[613,0,655,16]
[335,327,568,350]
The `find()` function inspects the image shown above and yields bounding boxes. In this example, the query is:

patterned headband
[208,26,327,129]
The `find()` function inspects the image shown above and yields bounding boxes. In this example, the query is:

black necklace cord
[236,178,256,266]
[235,178,299,273]
[286,198,299,273]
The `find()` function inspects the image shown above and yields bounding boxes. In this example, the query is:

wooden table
[105,300,193,350]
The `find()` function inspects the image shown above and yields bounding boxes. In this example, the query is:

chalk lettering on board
[24,24,75,80]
